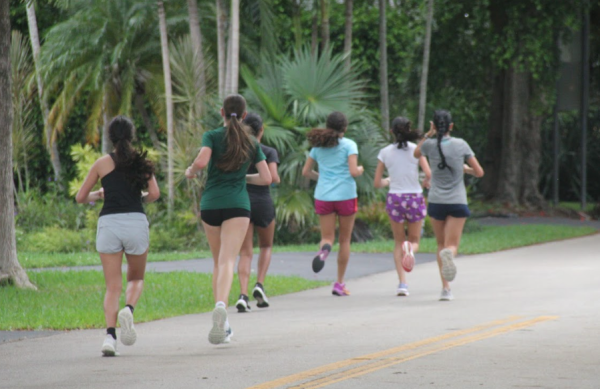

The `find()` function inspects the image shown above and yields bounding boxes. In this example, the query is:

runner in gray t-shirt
[414,110,484,301]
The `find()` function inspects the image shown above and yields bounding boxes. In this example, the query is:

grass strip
[17,224,596,269]
[0,271,328,331]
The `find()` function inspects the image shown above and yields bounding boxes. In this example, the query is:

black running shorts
[200,208,251,227]
[250,198,276,228]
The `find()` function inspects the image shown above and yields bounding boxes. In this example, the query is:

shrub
[17,227,94,253]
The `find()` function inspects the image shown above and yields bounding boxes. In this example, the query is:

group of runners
[76,94,484,356]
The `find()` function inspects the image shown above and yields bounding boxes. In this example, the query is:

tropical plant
[10,30,36,194]
[40,0,161,151]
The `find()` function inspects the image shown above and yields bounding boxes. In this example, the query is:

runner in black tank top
[76,116,159,356]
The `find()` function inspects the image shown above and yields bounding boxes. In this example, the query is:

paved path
[2,233,599,388]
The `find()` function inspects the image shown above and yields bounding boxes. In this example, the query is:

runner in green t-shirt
[185,94,271,345]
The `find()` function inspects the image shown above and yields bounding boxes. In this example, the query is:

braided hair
[391,116,420,149]
[433,109,452,172]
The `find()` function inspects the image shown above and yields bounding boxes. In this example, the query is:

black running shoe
[235,294,251,313]
[252,283,269,308]
[312,244,331,273]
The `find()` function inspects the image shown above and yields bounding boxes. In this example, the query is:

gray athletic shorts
[96,213,149,255]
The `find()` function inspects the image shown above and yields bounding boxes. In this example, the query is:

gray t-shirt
[421,137,474,205]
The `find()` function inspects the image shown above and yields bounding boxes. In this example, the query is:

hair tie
[230,113,237,117]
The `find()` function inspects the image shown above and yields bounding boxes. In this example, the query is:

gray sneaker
[440,249,457,282]
[439,288,454,301]
[208,306,228,345]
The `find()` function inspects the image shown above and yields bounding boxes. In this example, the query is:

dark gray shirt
[421,137,474,205]
[247,144,279,200]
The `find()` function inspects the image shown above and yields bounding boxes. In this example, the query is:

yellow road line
[290,316,558,389]
[246,316,523,389]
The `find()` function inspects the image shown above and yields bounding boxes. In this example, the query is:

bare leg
[100,252,124,328]
[406,220,423,253]
[319,213,336,248]
[203,222,221,302]
[124,250,147,308]
[389,218,407,283]
[256,220,275,285]
[214,217,251,305]
[443,217,467,256]
[430,219,451,289]
[238,223,254,296]
[336,214,356,284]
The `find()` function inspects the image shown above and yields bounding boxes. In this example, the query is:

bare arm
[419,156,431,188]
[143,175,160,203]
[76,160,103,203]
[373,161,389,188]
[414,122,437,159]
[464,156,484,178]
[302,157,319,181]
[348,154,364,177]
[268,162,280,184]
[185,147,212,178]
[246,160,272,185]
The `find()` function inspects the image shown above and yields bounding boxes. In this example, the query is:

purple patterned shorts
[385,193,427,223]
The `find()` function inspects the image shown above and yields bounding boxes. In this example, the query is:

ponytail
[307,111,348,148]
[391,116,420,149]
[433,109,452,172]
[108,116,154,193]
[216,94,255,172]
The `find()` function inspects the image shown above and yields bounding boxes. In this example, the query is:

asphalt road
[1,234,599,389]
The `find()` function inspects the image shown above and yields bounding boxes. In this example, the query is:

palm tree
[41,0,161,153]
[417,0,434,132]
[157,0,175,215]
[216,0,227,98]
[186,0,206,116]
[25,0,62,184]
[225,0,240,95]
[320,0,330,51]
[378,0,389,130]
[343,0,353,71]
[10,31,36,194]
[0,0,36,290]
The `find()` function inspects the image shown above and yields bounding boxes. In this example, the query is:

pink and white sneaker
[401,241,415,272]
[332,282,350,296]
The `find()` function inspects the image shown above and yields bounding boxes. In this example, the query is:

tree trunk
[343,0,353,71]
[134,92,161,150]
[320,0,329,51]
[216,0,227,99]
[26,1,62,185]
[186,0,205,116]
[292,0,302,49]
[481,71,504,198]
[311,0,318,56]
[378,0,389,130]
[158,1,175,216]
[101,88,112,154]
[225,0,240,95]
[0,0,36,290]
[519,105,545,207]
[417,0,434,132]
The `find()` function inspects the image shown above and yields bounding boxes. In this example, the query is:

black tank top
[99,153,144,216]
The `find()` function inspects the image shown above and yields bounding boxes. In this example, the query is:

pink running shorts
[385,193,427,223]
[315,198,358,216]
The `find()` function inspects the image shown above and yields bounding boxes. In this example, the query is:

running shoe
[235,294,251,313]
[396,283,409,296]
[223,326,233,344]
[312,243,332,273]
[401,241,415,272]
[252,283,269,308]
[332,282,350,296]
[439,288,454,301]
[101,335,117,357]
[439,248,457,282]
[118,307,137,346]
[208,306,228,345]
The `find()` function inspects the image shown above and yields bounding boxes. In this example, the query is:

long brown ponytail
[216,94,255,172]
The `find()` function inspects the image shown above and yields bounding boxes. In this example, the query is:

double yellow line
[247,315,558,389]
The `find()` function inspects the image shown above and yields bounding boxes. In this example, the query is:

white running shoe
[440,248,457,282]
[101,335,117,356]
[396,283,409,296]
[208,306,228,345]
[118,307,137,346]
[223,326,233,344]
[439,288,454,301]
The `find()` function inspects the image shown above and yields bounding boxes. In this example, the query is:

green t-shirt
[200,127,266,211]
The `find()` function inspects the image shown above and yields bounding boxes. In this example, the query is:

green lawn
[17,224,597,269]
[0,271,328,330]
